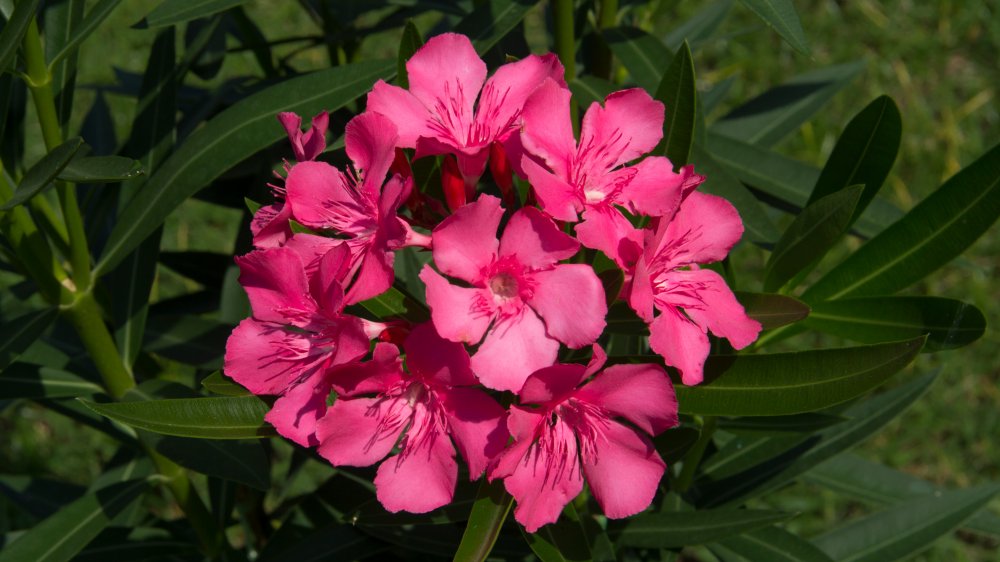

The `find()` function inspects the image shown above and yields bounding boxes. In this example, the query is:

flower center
[489,272,519,298]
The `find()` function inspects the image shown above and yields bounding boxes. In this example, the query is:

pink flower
[629,191,762,385]
[489,347,678,532]
[519,78,704,267]
[419,195,607,392]
[316,323,509,513]
[284,112,430,304]
[223,244,369,446]
[278,110,329,162]
[367,33,563,187]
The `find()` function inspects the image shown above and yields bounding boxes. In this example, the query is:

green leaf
[617,509,791,548]
[663,0,733,52]
[453,479,514,562]
[80,395,277,439]
[202,370,250,396]
[654,426,701,464]
[48,0,123,69]
[804,453,1000,538]
[735,292,810,330]
[803,143,1000,301]
[523,503,594,562]
[764,185,863,292]
[0,363,102,399]
[0,0,39,74]
[601,26,671,92]
[804,296,986,352]
[717,413,845,435]
[568,75,615,108]
[673,336,924,416]
[693,370,937,508]
[711,61,863,147]
[692,144,780,243]
[737,0,810,54]
[0,478,148,562]
[154,436,269,490]
[44,0,84,127]
[712,525,834,562]
[454,0,540,56]
[0,308,58,370]
[700,434,813,480]
[58,156,143,183]
[654,41,696,166]
[95,59,394,275]
[812,484,1000,562]
[808,96,901,227]
[397,20,423,89]
[1,137,84,210]
[259,523,387,562]
[141,0,246,28]
[357,285,429,322]
[142,315,230,368]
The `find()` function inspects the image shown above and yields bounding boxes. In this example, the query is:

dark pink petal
[282,234,344,279]
[498,207,579,269]
[406,33,485,140]
[471,308,558,392]
[653,191,744,267]
[404,322,476,387]
[224,319,304,395]
[518,364,588,405]
[250,202,292,248]
[329,342,403,397]
[329,316,375,367]
[579,88,664,171]
[235,247,315,324]
[619,156,686,217]
[301,111,330,161]
[431,194,503,282]
[317,396,410,467]
[374,402,457,513]
[476,54,565,146]
[284,160,359,232]
[491,409,583,533]
[648,306,710,386]
[346,112,399,198]
[265,376,328,447]
[344,243,394,305]
[439,386,508,476]
[581,421,665,519]
[584,344,608,378]
[575,364,678,435]
[521,149,580,222]
[420,265,493,345]
[628,254,655,322]
[520,78,576,178]
[527,264,607,348]
[680,269,762,350]
[367,81,435,147]
[574,206,643,268]
[313,242,352,313]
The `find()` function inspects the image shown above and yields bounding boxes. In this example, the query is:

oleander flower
[317,323,509,513]
[628,191,762,385]
[489,347,678,532]
[419,195,606,392]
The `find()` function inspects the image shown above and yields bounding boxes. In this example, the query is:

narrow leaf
[141,0,246,28]
[0,308,58,370]
[523,503,593,562]
[601,26,671,92]
[813,484,1000,562]
[569,75,615,108]
[764,184,863,292]
[453,479,514,562]
[803,143,1000,301]
[717,413,844,435]
[58,155,143,183]
[654,41,696,166]
[664,0,733,52]
[0,0,39,74]
[45,0,84,127]
[48,0,122,69]
[96,60,394,275]
[1,137,84,210]
[154,436,269,490]
[202,370,250,396]
[618,509,791,548]
[0,363,102,399]
[454,0,540,56]
[672,336,924,416]
[712,525,834,562]
[142,315,230,368]
[0,478,148,562]
[397,20,423,89]
[808,96,901,226]
[357,285,429,322]
[737,0,810,54]
[736,292,810,330]
[692,144,780,243]
[80,395,277,439]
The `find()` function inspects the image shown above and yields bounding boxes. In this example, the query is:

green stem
[551,0,579,127]
[148,448,223,556]
[454,479,514,562]
[673,416,716,494]
[22,18,92,291]
[62,292,135,398]
[591,0,618,80]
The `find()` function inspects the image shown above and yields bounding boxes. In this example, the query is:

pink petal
[471,307,558,392]
[235,247,315,324]
[575,364,678,435]
[375,402,457,513]
[579,88,664,170]
[527,264,607,348]
[301,111,330,161]
[680,268,762,350]
[406,33,485,141]
[521,148,580,222]
[284,160,359,231]
[317,396,411,467]
[628,254,655,323]
[344,243,394,305]
[404,322,476,387]
[652,191,744,267]
[224,318,304,395]
[366,81,435,147]
[430,194,503,282]
[582,421,665,519]
[518,364,588,405]
[476,54,565,146]
[439,386,508,476]
[346,112,399,198]
[265,376,328,447]
[648,306,710,386]
[574,206,643,268]
[619,156,686,217]
[420,265,493,345]
[313,242,352,313]
[584,344,608,378]
[498,207,579,269]
[329,342,403,397]
[282,233,345,279]
[250,202,291,248]
[520,78,576,178]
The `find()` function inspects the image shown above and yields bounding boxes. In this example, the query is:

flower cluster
[225,33,761,532]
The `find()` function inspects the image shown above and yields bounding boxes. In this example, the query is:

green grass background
[2,1,997,559]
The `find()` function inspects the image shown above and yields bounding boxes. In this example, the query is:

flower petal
[236,246,315,324]
[528,264,607,348]
[574,206,643,268]
[680,268,762,350]
[499,207,579,269]
[575,364,678,435]
[367,81,436,147]
[317,396,411,467]
[346,112,399,198]
[582,421,665,519]
[619,156,686,217]
[285,160,365,232]
[404,322,476,387]
[265,376,329,447]
[520,78,576,178]
[250,202,291,248]
[329,342,403,397]
[439,386,508,476]
[420,265,493,345]
[521,156,580,222]
[579,88,664,171]
[476,54,565,146]
[375,402,457,513]
[471,307,558,392]
[518,364,588,405]
[648,306,710,386]
[344,242,394,305]
[406,33,485,143]
[652,191,744,267]
[224,319,305,395]
[431,194,503,282]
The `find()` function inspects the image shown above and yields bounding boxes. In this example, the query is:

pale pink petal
[224,319,305,395]
[579,89,664,171]
[404,322,476,387]
[648,307,710,386]
[346,112,399,198]
[406,33,485,140]
[265,376,328,447]
[654,191,744,266]
[366,81,436,147]
[439,386,508,476]
[521,156,580,222]
[329,342,403,397]
[235,247,315,324]
[430,195,503,282]
[317,396,410,467]
[680,269,762,350]
[575,364,678,435]
[575,206,643,268]
[375,402,457,513]
[498,207,579,269]
[250,202,291,248]
[471,308,558,393]
[476,54,565,146]
[619,156,686,217]
[420,265,493,344]
[582,421,665,519]
[520,78,576,178]
[518,364,588,405]
[527,264,606,348]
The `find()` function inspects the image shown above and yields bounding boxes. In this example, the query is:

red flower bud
[441,155,466,212]
[489,142,516,207]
